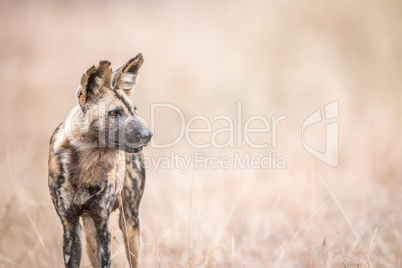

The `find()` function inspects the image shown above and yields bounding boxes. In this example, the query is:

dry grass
[0,0,401,267]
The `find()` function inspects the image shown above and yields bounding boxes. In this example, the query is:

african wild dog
[48,54,152,268]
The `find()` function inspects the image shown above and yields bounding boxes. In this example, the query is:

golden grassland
[0,1,401,267]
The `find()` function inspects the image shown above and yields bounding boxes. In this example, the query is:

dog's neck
[70,145,120,187]
[56,105,122,187]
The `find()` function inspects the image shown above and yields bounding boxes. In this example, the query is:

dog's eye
[109,111,118,116]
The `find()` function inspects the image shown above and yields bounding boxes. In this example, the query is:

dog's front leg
[61,217,82,268]
[93,216,112,268]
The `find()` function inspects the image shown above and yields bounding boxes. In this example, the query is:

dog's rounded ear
[77,61,112,107]
[112,53,143,96]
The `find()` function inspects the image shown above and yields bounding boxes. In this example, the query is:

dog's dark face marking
[105,89,152,153]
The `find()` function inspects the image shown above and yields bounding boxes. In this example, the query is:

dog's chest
[73,163,124,206]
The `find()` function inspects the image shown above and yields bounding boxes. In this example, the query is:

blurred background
[0,0,401,267]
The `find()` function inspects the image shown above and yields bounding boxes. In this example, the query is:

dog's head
[75,54,152,153]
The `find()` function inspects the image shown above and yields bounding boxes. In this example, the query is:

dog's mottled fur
[48,54,152,268]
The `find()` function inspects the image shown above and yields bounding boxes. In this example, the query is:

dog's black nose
[140,129,153,142]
